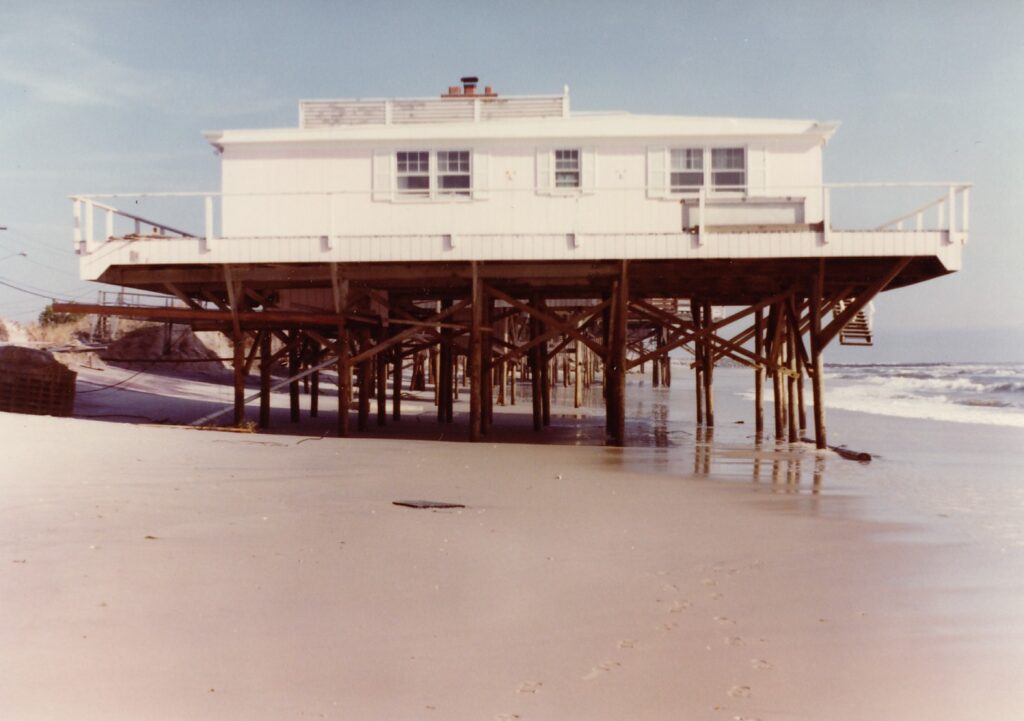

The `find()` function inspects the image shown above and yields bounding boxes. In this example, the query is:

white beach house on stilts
[62,77,970,447]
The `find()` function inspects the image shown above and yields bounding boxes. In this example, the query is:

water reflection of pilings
[694,426,713,475]
[752,441,826,494]
[652,403,669,448]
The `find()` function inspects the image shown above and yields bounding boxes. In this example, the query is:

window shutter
[535,148,551,195]
[581,147,596,194]
[472,150,489,200]
[647,147,668,199]
[372,150,392,201]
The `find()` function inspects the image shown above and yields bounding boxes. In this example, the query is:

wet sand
[2,366,1023,719]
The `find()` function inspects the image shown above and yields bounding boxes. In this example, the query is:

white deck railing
[70,181,971,255]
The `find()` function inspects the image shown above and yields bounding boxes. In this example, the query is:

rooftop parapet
[299,88,569,128]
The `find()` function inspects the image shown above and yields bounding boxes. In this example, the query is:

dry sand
[2,368,1024,720]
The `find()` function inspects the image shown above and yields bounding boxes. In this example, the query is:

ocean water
[827,362,1024,428]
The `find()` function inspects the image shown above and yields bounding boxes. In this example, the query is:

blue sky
[1,0,1021,361]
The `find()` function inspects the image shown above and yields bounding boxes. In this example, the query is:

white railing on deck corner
[869,182,971,242]
[71,193,212,256]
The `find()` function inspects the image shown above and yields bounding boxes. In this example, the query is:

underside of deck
[93,255,949,309]
[55,251,939,452]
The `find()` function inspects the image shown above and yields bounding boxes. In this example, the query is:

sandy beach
[2,365,1024,720]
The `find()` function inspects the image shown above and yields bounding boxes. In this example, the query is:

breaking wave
[822,363,1024,428]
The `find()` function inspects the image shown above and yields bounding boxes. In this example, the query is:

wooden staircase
[834,299,873,346]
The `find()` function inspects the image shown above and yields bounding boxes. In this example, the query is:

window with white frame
[554,149,580,188]
[396,151,430,195]
[711,148,745,192]
[670,148,704,192]
[437,150,471,195]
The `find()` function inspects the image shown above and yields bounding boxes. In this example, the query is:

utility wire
[0,278,67,301]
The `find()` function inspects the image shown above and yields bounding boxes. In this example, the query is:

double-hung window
[437,150,471,196]
[661,147,746,195]
[394,150,472,197]
[670,148,704,192]
[396,151,430,196]
[711,148,745,192]
[554,149,581,188]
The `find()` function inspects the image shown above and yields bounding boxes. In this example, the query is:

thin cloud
[0,6,166,108]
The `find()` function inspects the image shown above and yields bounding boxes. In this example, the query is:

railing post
[697,187,706,246]
[204,195,214,250]
[916,211,923,231]
[84,200,95,251]
[947,185,956,244]
[822,186,831,244]
[73,200,83,252]
[937,199,945,230]
[326,193,334,250]
[105,209,114,240]
[961,187,970,235]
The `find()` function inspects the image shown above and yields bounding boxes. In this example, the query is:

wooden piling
[754,308,765,436]
[258,331,271,428]
[470,266,483,442]
[392,345,402,420]
[376,339,387,427]
[482,293,494,434]
[810,269,828,449]
[530,312,543,431]
[288,333,300,424]
[702,300,715,428]
[574,337,583,408]
[606,263,628,446]
[540,338,551,428]
[786,325,798,443]
[232,331,246,427]
[691,299,704,425]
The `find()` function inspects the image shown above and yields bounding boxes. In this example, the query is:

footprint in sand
[669,599,691,613]
[517,681,542,694]
[582,661,622,681]
[701,578,718,587]
[618,639,637,649]
[659,621,679,632]
[714,616,736,626]
[750,659,772,670]
[495,715,520,720]
[708,592,725,601]
[724,636,745,646]
[728,685,753,698]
